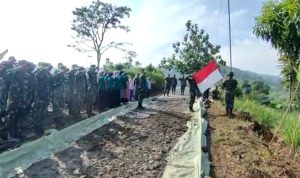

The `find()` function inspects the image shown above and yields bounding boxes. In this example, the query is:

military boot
[226,109,229,116]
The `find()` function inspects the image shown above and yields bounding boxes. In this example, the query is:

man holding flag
[192,59,238,116]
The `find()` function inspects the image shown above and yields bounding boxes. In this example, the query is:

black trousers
[181,86,186,95]
[189,91,196,110]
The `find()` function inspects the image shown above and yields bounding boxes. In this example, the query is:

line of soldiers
[164,74,181,96]
[0,57,148,142]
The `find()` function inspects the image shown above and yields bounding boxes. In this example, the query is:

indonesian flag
[193,60,223,92]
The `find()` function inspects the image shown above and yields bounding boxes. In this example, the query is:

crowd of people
[0,57,151,142]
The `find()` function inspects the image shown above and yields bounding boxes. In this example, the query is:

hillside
[221,66,282,90]
[162,66,283,90]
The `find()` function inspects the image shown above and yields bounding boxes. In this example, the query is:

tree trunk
[96,52,101,71]
[289,75,292,102]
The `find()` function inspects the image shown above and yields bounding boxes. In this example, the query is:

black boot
[226,109,229,116]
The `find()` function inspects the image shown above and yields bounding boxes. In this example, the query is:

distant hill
[162,66,283,90]
[221,66,283,90]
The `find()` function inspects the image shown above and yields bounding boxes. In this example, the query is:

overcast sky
[0,0,280,75]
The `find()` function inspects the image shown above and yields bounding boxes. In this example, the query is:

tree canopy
[254,0,300,100]
[70,0,131,69]
[160,20,223,74]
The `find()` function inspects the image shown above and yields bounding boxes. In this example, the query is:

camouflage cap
[17,59,29,66]
[8,56,16,62]
[90,64,96,68]
[228,72,234,77]
[71,64,78,69]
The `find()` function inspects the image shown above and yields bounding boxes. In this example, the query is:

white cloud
[0,0,281,76]
[220,37,280,75]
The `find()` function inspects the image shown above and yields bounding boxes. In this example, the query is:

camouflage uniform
[222,72,238,116]
[65,66,77,115]
[74,67,87,113]
[186,76,198,112]
[179,76,187,95]
[86,65,97,117]
[171,76,177,95]
[137,70,147,109]
[164,75,172,96]
[52,67,67,114]
[32,65,52,136]
[0,77,5,114]
[5,63,29,138]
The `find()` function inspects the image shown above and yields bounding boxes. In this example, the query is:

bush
[235,98,300,150]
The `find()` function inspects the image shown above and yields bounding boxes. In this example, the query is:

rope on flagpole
[227,0,233,72]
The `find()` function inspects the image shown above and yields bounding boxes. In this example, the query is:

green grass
[235,98,300,150]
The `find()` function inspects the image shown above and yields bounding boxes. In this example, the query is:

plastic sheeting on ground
[0,97,156,178]
[162,99,210,178]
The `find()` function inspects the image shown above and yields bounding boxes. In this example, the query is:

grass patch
[235,98,300,150]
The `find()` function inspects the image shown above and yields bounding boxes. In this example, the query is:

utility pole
[227,0,232,71]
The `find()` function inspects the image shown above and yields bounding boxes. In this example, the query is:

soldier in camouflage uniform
[164,74,172,97]
[0,57,16,114]
[74,67,87,113]
[32,63,52,136]
[52,65,68,115]
[137,69,147,109]
[186,75,199,112]
[65,65,78,115]
[86,65,97,117]
[5,61,30,139]
[222,72,238,116]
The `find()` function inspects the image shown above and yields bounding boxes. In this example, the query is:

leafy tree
[70,0,131,69]
[254,0,300,100]
[123,51,137,68]
[146,64,155,72]
[115,63,125,71]
[252,80,271,95]
[135,60,141,67]
[160,20,222,74]
[242,80,251,96]
[279,53,298,100]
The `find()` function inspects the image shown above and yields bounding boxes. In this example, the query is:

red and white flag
[193,60,223,92]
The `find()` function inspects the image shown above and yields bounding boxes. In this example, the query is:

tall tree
[160,20,222,74]
[70,0,131,69]
[254,0,300,100]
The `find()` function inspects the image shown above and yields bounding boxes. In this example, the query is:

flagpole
[227,0,232,72]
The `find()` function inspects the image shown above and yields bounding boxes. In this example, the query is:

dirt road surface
[209,102,300,178]
[14,94,191,178]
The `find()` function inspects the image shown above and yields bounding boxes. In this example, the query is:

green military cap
[71,64,78,69]
[228,72,234,77]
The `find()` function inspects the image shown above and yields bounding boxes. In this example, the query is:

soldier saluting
[222,72,238,117]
